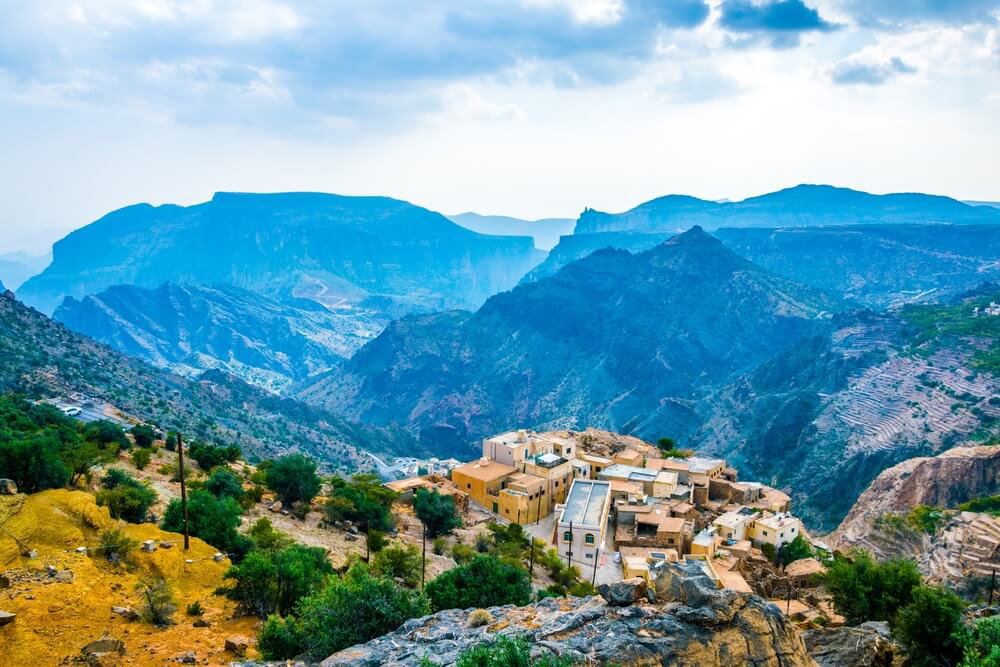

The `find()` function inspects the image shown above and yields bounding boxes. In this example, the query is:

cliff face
[832,445,1000,546]
[320,563,815,667]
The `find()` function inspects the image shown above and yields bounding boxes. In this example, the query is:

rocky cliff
[54,282,390,392]
[320,562,815,667]
[18,192,544,315]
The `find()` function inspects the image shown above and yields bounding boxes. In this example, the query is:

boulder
[597,577,648,606]
[269,501,283,513]
[802,624,897,667]
[81,638,126,663]
[193,618,210,627]
[0,478,17,495]
[175,650,197,663]
[110,606,139,621]
[225,635,252,656]
[0,610,15,626]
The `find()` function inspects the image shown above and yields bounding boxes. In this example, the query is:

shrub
[452,542,476,564]
[136,577,176,625]
[291,502,310,520]
[0,433,70,492]
[450,636,574,667]
[84,420,129,449]
[465,609,493,628]
[96,471,157,523]
[894,586,964,667]
[164,432,178,452]
[259,614,304,660]
[247,517,292,553]
[433,537,447,555]
[96,527,138,565]
[413,488,461,538]
[474,532,491,553]
[324,474,397,534]
[959,615,1000,667]
[132,448,152,470]
[373,544,423,588]
[186,600,204,616]
[261,564,430,660]
[265,453,321,505]
[776,535,813,566]
[823,550,921,626]
[161,490,251,559]
[224,544,333,618]
[188,441,241,470]
[425,555,531,612]
[130,424,158,449]
[204,468,245,501]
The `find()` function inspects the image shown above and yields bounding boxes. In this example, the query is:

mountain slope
[447,212,574,250]
[0,290,414,469]
[575,184,1000,234]
[18,192,544,315]
[297,226,836,456]
[54,282,390,391]
[525,224,1000,308]
[0,250,49,291]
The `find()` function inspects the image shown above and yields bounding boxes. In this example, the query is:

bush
[188,441,241,470]
[247,517,292,553]
[959,615,1000,666]
[265,453,321,505]
[433,537,447,555]
[465,609,493,628]
[823,550,921,626]
[161,490,251,559]
[132,448,152,470]
[0,433,70,492]
[136,577,177,625]
[425,555,531,612]
[367,529,388,554]
[373,544,424,588]
[130,424,158,449]
[449,636,574,667]
[164,432,178,452]
[204,468,245,501]
[224,544,333,618]
[475,532,491,553]
[260,564,430,660]
[894,586,964,667]
[452,542,476,565]
[96,471,157,523]
[324,474,396,534]
[776,535,813,566]
[414,488,461,538]
[84,420,129,449]
[186,600,204,616]
[96,527,137,566]
[291,502,310,520]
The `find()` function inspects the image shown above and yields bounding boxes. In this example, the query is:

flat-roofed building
[649,458,690,484]
[557,479,612,566]
[690,528,719,557]
[685,456,727,480]
[598,464,678,498]
[748,512,804,550]
[712,507,759,541]
[578,453,612,479]
[482,430,554,467]
[615,504,693,552]
[452,459,516,510]
[620,546,679,582]
[612,449,644,467]
[519,451,575,507]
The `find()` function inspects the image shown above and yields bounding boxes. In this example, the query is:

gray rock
[81,638,126,657]
[226,635,252,656]
[0,478,17,494]
[597,577,647,606]
[803,624,897,667]
[0,610,15,626]
[111,606,139,621]
[175,650,197,663]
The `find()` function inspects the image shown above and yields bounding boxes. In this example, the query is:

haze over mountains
[5,183,1000,529]
[18,192,544,316]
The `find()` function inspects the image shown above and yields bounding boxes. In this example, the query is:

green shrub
[161,490,251,560]
[186,600,204,616]
[136,577,176,625]
[432,537,447,555]
[425,555,531,612]
[367,530,388,554]
[291,502,310,520]
[84,420,129,449]
[247,517,293,553]
[188,441,241,470]
[823,549,921,626]
[324,474,396,534]
[414,488,461,538]
[96,471,156,523]
[959,615,1000,667]
[373,544,424,588]
[130,424,158,449]
[224,544,333,618]
[96,527,138,565]
[205,468,245,501]
[261,564,430,660]
[465,609,493,628]
[0,433,70,492]
[452,542,476,564]
[894,586,964,667]
[449,636,574,667]
[777,535,813,566]
[265,453,321,505]
[132,447,152,470]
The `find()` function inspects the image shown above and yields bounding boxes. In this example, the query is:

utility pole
[528,535,535,582]
[991,569,996,606]
[591,545,599,586]
[421,523,427,589]
[176,432,190,550]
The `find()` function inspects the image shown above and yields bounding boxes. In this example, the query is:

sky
[1,0,1000,254]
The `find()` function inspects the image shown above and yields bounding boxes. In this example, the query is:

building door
[492,502,498,513]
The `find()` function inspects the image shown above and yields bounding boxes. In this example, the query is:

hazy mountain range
[18,192,544,315]
[0,250,50,291]
[447,212,575,250]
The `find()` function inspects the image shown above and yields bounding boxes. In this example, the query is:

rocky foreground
[315,562,813,666]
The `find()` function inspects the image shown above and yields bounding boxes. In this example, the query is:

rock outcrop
[832,445,1000,546]
[321,562,814,666]
[802,622,897,667]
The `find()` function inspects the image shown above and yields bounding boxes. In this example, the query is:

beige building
[578,452,612,479]
[748,512,804,550]
[556,479,612,567]
[598,464,678,499]
[453,459,552,524]
[712,507,759,541]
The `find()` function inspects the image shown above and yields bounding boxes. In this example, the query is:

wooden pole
[591,543,599,586]
[176,432,190,550]
[421,523,427,589]
[991,569,996,606]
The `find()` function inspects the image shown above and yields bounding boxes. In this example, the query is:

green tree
[414,488,461,538]
[63,439,114,485]
[425,555,531,612]
[130,424,158,449]
[188,441,241,470]
[324,474,396,534]
[96,469,157,523]
[136,577,177,625]
[248,517,293,553]
[777,534,813,566]
[959,615,1000,667]
[823,550,921,626]
[259,564,430,660]
[161,490,251,559]
[84,420,128,449]
[266,453,321,505]
[0,432,70,492]
[895,586,964,667]
[132,447,152,470]
[224,544,332,618]
[205,467,245,501]
[373,544,424,588]
[449,636,575,667]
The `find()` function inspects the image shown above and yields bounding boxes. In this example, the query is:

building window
[762,530,768,536]
[585,553,593,559]
[563,531,573,542]
[585,533,595,545]
[555,481,559,488]
[466,484,471,489]
[791,527,796,533]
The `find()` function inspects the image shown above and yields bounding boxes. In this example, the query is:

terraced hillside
[0,290,414,470]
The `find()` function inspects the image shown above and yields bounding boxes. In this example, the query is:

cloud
[718,0,839,48]
[841,1,1000,28]
[831,56,917,85]
[0,1,713,133]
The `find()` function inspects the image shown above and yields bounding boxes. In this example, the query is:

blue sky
[1,0,999,253]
